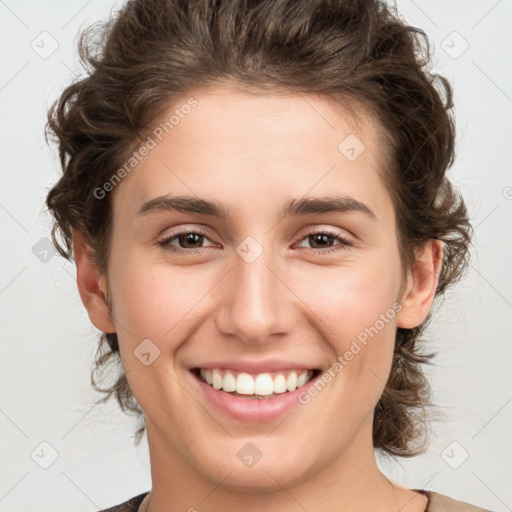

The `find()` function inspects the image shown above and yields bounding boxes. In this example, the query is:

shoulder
[96,491,149,512]
[428,491,496,512]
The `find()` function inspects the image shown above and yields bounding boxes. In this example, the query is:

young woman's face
[98,85,416,490]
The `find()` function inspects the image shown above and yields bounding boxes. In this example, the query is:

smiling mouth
[191,368,321,399]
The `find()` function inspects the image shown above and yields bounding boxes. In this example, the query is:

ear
[396,239,443,329]
[72,229,116,333]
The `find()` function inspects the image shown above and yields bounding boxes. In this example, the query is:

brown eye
[307,233,336,249]
[158,229,216,253]
[296,230,353,254]
[174,233,205,249]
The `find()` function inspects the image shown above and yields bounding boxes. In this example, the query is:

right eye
[158,228,218,253]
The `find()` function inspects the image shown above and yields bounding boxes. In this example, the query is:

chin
[219,467,305,494]
[196,448,314,493]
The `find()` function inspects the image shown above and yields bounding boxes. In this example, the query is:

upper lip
[190,358,321,374]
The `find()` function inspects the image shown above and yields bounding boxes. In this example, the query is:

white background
[0,0,511,510]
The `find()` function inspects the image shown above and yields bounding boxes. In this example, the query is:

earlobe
[396,239,443,329]
[72,229,116,333]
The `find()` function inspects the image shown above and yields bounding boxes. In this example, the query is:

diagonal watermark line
[61,470,100,509]
[0,265,28,295]
[401,123,443,178]
[473,204,499,231]
[266,164,337,235]
[61,60,80,78]
[200,471,233,502]
[472,397,512,438]
[0,472,29,503]
[0,202,29,233]
[265,265,336,335]
[0,62,29,92]
[91,292,133,336]
[472,61,512,105]
[472,265,512,309]
[162,367,234,438]
[61,0,93,29]
[471,471,511,511]
[163,163,196,193]
[62,265,77,282]
[163,162,235,244]
[408,0,439,29]
[368,367,386,385]
[264,409,295,437]
[163,266,234,337]
[61,264,133,336]
[265,470,310,511]
[0,0,29,28]
[292,88,336,131]
[61,402,100,439]
[398,472,439,512]
[471,0,503,30]
[0,408,29,438]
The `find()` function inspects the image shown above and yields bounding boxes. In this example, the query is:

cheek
[295,250,402,338]
[293,250,402,390]
[108,252,218,346]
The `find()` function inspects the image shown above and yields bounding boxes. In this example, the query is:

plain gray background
[1,0,511,511]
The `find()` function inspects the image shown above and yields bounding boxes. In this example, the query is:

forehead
[110,85,392,223]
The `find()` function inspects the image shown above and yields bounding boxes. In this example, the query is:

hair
[45,0,471,458]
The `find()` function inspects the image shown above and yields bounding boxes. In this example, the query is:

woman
[45,0,494,511]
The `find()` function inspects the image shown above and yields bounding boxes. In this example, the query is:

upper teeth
[199,369,313,395]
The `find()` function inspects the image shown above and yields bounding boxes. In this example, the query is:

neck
[140,417,426,512]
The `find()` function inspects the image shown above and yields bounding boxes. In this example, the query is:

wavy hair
[45,0,471,457]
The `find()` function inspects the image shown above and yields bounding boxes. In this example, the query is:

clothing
[97,489,495,512]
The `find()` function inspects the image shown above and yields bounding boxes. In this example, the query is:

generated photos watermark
[298,301,403,405]
[93,97,198,200]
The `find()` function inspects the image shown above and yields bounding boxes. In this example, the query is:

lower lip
[190,371,319,422]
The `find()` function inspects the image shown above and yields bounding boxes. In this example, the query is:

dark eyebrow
[279,195,376,221]
[136,194,377,221]
[137,195,230,218]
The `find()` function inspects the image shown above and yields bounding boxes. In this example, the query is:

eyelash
[157,227,353,255]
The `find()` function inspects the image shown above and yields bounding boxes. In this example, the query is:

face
[84,84,431,492]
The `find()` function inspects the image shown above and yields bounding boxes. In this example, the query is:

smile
[195,368,320,399]
[189,361,324,422]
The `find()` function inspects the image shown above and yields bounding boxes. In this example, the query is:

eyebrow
[136,194,377,221]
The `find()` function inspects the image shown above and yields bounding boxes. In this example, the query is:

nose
[213,241,296,345]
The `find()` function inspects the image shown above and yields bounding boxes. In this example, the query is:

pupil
[312,234,332,248]
[181,233,202,248]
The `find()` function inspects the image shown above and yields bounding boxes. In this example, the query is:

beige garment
[428,491,495,512]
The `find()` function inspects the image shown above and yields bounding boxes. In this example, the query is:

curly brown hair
[45,0,471,458]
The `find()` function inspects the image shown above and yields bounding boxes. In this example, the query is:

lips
[187,358,324,420]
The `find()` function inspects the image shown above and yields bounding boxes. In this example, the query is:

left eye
[295,230,353,253]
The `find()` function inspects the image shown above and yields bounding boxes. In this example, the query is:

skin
[73,84,442,512]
